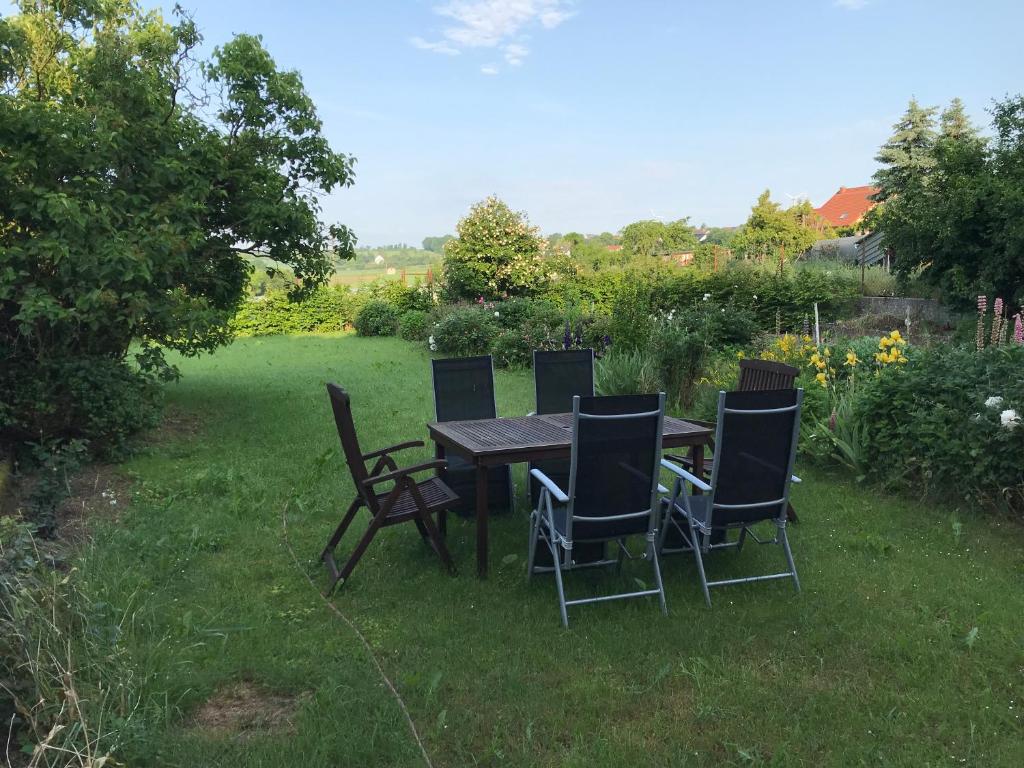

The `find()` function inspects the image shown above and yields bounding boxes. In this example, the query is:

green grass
[80,334,1024,766]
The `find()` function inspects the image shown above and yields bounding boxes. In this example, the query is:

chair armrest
[362,440,424,461]
[529,468,569,503]
[527,410,536,417]
[657,483,669,494]
[362,459,447,488]
[791,474,802,484]
[660,458,712,492]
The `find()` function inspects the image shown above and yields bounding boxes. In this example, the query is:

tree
[732,191,826,260]
[873,95,1024,305]
[422,235,454,252]
[872,98,938,202]
[0,2,355,448]
[441,196,545,299]
[621,218,697,259]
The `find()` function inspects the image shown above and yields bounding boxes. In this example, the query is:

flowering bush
[851,345,1024,512]
[442,196,548,300]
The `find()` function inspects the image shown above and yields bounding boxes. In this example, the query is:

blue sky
[12,1,1024,245]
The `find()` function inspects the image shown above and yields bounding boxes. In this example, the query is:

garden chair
[431,356,514,514]
[668,357,801,523]
[660,388,803,607]
[321,384,456,595]
[528,393,669,627]
[528,349,595,509]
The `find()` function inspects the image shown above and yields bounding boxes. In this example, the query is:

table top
[427,412,712,459]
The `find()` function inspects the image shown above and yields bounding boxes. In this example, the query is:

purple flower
[563,321,572,350]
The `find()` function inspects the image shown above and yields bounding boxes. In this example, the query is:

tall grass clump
[1,519,157,767]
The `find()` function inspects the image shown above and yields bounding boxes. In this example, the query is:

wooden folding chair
[321,384,458,594]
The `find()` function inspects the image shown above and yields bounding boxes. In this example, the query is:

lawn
[80,334,1024,766]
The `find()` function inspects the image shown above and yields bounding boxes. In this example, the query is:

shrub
[398,310,431,341]
[0,357,162,458]
[490,330,533,369]
[431,307,498,357]
[648,320,708,410]
[851,345,1024,512]
[367,280,435,313]
[354,300,400,336]
[230,287,358,336]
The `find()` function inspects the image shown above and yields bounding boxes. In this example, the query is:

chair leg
[438,508,447,538]
[418,507,456,574]
[649,536,668,616]
[321,498,361,563]
[526,510,541,580]
[779,522,800,592]
[615,538,627,573]
[328,511,386,595]
[736,526,748,553]
[689,518,712,608]
[553,546,570,628]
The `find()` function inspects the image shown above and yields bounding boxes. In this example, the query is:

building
[814,185,880,230]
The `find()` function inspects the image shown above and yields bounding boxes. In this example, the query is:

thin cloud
[504,43,528,66]
[410,36,461,55]
[412,0,574,67]
[481,64,499,75]
[834,0,869,9]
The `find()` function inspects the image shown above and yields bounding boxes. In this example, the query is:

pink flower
[1014,313,1023,345]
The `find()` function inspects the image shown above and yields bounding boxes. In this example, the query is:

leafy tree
[442,196,545,299]
[0,1,354,448]
[872,98,938,202]
[732,191,826,260]
[621,218,697,259]
[422,235,454,252]
[874,95,1024,304]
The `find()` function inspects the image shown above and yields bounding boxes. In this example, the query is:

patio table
[427,412,713,577]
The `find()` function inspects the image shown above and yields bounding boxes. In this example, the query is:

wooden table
[427,412,713,577]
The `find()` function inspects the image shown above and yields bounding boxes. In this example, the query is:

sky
[10,1,1024,245]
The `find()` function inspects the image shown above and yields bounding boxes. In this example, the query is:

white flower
[984,396,1004,409]
[428,335,437,352]
[702,293,711,301]
[752,294,758,300]
[494,311,500,317]
[1000,409,1020,429]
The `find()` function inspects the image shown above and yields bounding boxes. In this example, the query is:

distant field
[329,264,437,286]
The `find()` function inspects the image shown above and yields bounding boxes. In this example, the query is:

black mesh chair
[660,388,803,607]
[529,349,595,509]
[431,356,514,515]
[527,393,668,627]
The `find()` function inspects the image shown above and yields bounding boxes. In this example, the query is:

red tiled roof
[814,185,880,228]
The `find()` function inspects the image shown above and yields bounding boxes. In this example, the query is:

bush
[366,280,435,313]
[490,330,533,369]
[354,300,400,337]
[431,306,498,357]
[851,345,1024,512]
[648,320,708,410]
[398,310,431,341]
[230,287,359,336]
[0,357,162,458]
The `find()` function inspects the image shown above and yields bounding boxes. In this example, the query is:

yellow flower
[844,350,859,366]
[824,347,831,357]
[890,330,902,341]
[879,337,893,349]
[815,372,827,387]
[802,335,812,343]
[736,351,745,359]
[898,355,908,364]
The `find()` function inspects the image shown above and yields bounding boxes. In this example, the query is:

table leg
[691,444,705,492]
[476,462,489,578]
[435,442,447,538]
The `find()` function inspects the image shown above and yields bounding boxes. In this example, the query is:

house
[663,251,694,266]
[605,244,623,252]
[814,185,880,230]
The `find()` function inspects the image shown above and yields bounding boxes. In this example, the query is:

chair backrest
[431,356,497,422]
[565,393,666,541]
[737,358,800,392]
[708,388,803,527]
[533,349,595,415]
[326,383,374,506]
